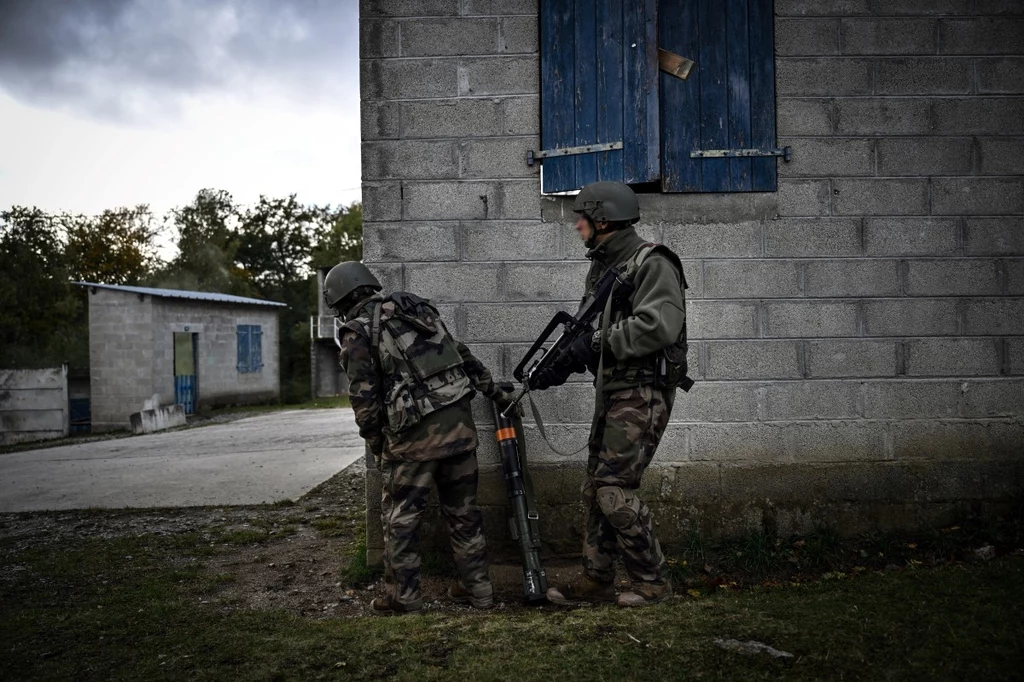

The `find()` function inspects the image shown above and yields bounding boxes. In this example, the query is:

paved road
[0,409,364,512]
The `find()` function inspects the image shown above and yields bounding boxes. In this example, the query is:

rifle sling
[511,409,542,546]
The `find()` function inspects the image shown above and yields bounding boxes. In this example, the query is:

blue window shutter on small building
[540,0,660,193]
[237,325,250,372]
[660,0,777,192]
[251,326,263,371]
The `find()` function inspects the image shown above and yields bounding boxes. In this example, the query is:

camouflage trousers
[379,450,491,608]
[583,385,675,586]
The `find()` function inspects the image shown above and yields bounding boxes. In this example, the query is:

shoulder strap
[626,242,688,290]
[369,301,384,376]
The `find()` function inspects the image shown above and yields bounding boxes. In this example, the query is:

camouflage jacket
[339,294,502,462]
[584,227,686,392]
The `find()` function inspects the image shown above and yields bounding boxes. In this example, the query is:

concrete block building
[358,0,1023,559]
[80,283,285,431]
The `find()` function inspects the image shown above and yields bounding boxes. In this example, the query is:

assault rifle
[501,265,634,419]
[490,387,547,603]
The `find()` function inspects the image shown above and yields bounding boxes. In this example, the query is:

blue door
[173,332,198,414]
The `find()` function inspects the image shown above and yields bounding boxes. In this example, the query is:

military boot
[448,582,494,609]
[616,580,672,607]
[545,575,616,606]
[370,594,423,616]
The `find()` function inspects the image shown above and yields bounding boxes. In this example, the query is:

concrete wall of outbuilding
[87,288,280,431]
[358,0,1024,563]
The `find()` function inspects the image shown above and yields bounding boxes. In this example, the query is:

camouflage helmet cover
[572,181,640,224]
[323,261,381,312]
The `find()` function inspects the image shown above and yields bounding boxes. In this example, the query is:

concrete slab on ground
[0,409,363,512]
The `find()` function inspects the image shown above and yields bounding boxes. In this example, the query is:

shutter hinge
[690,146,793,162]
[527,141,623,166]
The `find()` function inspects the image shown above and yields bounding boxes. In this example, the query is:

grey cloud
[0,0,358,122]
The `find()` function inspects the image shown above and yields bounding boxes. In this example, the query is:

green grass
[1,529,1022,681]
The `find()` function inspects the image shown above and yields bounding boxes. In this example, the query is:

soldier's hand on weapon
[565,333,599,374]
[493,388,523,416]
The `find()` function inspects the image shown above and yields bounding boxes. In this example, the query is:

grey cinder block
[400,18,500,57]
[864,218,960,257]
[777,98,835,136]
[776,58,871,96]
[461,220,558,261]
[874,57,974,96]
[807,340,898,378]
[689,421,886,463]
[460,136,539,179]
[777,137,874,177]
[805,259,900,297]
[361,58,458,100]
[892,420,1023,460]
[775,18,841,56]
[362,0,458,17]
[977,57,1024,94]
[978,138,1024,175]
[840,18,937,55]
[906,338,1001,376]
[498,179,542,219]
[877,138,974,176]
[774,0,869,16]
[765,218,862,257]
[933,98,1024,135]
[905,259,1001,297]
[688,301,759,339]
[931,177,1024,216]
[862,380,961,419]
[501,96,540,135]
[704,260,802,298]
[458,56,539,96]
[832,178,929,215]
[363,222,459,262]
[671,381,760,422]
[360,18,400,58]
[361,101,400,140]
[965,217,1024,255]
[500,16,539,53]
[400,99,502,139]
[963,299,1024,335]
[405,263,500,303]
[502,262,589,301]
[662,222,762,257]
[863,298,959,337]
[939,17,1024,55]
[463,302,569,342]
[462,0,538,16]
[361,182,403,222]
[763,380,861,420]
[764,301,860,338]
[403,181,496,220]
[834,98,932,135]
[705,341,803,380]
[362,140,459,180]
[961,379,1024,418]
[777,180,832,217]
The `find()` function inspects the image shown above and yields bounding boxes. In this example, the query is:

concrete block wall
[153,300,280,408]
[0,367,69,445]
[88,289,280,430]
[359,0,1024,560]
[88,289,155,431]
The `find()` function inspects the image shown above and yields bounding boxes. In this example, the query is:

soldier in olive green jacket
[533,181,690,608]
[324,262,514,615]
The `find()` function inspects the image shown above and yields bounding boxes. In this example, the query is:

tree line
[0,189,362,403]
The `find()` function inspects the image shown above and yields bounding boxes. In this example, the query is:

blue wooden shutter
[540,0,660,193]
[660,0,777,192]
[251,326,263,371]
[236,325,250,372]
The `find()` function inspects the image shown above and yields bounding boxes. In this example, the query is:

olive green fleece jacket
[583,227,686,392]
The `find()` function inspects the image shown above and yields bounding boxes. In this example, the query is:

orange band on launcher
[495,428,517,442]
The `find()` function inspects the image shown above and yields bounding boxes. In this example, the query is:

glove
[565,333,599,374]
[530,363,572,391]
[492,388,521,415]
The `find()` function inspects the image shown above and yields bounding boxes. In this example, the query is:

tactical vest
[593,242,690,390]
[350,293,474,434]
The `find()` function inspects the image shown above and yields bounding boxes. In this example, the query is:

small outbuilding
[77,282,286,432]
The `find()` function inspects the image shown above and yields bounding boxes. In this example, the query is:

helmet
[572,181,640,225]
[323,261,381,313]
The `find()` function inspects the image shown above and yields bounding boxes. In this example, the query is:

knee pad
[596,485,639,530]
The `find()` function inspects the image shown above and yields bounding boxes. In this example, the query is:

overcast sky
[0,0,361,218]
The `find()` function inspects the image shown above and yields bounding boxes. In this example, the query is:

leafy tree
[310,202,363,269]
[61,205,163,286]
[154,189,254,295]
[0,207,85,368]
[236,194,317,294]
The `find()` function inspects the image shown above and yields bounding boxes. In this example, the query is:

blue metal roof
[75,282,287,308]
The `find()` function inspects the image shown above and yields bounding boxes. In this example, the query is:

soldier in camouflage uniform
[323,261,514,615]
[533,182,689,608]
